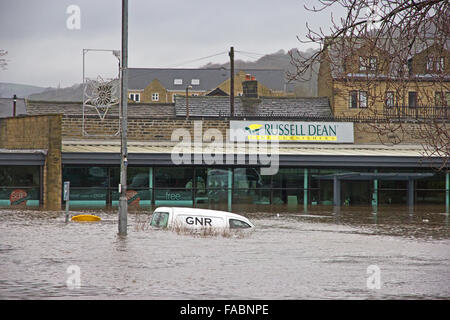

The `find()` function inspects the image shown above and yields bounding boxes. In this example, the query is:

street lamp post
[118,0,128,235]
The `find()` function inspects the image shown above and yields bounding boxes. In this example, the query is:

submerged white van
[150,207,254,231]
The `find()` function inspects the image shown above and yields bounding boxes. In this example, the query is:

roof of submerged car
[154,207,251,221]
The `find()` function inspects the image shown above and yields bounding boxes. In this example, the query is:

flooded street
[0,206,449,299]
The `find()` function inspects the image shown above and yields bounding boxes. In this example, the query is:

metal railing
[383,105,449,120]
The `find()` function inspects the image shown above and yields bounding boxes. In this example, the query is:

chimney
[242,75,258,98]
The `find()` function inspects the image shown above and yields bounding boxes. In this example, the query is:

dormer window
[129,93,140,102]
[369,57,377,71]
[359,56,377,72]
[359,57,367,71]
[437,57,445,72]
[426,56,445,72]
[191,79,200,85]
[174,79,183,85]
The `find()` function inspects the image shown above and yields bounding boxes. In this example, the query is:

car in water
[150,207,254,232]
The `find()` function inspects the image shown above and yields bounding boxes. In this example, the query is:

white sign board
[230,120,354,143]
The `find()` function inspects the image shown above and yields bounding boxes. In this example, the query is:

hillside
[201,48,319,97]
[19,48,319,101]
[27,83,83,101]
[0,82,48,98]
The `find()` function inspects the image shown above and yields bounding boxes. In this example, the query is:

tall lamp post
[118,0,128,235]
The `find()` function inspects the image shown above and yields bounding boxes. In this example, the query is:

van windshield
[151,211,169,228]
[229,218,251,229]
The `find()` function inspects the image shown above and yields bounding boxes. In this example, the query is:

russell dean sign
[230,121,354,143]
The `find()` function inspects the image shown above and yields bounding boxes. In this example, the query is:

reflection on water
[0,205,448,299]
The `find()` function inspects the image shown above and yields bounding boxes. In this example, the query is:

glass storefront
[60,165,448,209]
[0,166,41,207]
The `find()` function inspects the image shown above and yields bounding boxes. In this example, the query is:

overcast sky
[0,0,342,87]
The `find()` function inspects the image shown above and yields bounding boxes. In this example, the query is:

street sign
[63,181,70,201]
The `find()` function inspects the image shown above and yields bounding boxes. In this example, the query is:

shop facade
[60,141,449,211]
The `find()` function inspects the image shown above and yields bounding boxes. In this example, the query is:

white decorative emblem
[83,76,120,120]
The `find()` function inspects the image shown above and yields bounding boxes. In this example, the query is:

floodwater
[0,205,449,300]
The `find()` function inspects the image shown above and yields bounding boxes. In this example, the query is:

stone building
[317,38,450,117]
[0,75,448,211]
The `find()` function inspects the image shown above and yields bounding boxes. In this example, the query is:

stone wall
[0,114,62,210]
[61,114,431,145]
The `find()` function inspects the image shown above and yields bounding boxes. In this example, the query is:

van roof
[154,207,250,220]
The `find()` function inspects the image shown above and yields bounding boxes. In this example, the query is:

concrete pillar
[228,168,232,212]
[333,176,341,207]
[446,172,449,213]
[408,178,414,208]
[149,167,153,207]
[373,169,378,207]
[304,168,308,211]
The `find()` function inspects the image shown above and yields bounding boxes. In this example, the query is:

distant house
[127,68,289,103]
[317,37,450,117]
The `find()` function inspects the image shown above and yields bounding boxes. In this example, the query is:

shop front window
[272,168,305,205]
[195,168,229,206]
[233,168,271,206]
[0,166,40,207]
[154,167,194,206]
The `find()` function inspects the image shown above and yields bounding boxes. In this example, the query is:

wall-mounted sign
[230,121,354,143]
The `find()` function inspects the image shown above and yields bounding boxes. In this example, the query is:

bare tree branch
[290,0,449,171]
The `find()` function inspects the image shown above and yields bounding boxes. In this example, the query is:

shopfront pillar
[304,168,308,210]
[333,176,341,206]
[446,172,449,213]
[228,168,232,212]
[408,178,414,208]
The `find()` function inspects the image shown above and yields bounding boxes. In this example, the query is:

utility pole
[229,46,234,117]
[118,0,128,235]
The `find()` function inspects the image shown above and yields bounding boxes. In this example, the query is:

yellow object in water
[71,214,101,222]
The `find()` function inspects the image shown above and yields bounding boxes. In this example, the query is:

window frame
[151,92,159,102]
[359,56,367,71]
[151,211,170,228]
[359,91,368,108]
[408,91,417,108]
[229,218,251,229]
[369,56,377,71]
[129,93,140,102]
[348,90,358,109]
[426,57,434,72]
[437,56,445,72]
[385,91,395,108]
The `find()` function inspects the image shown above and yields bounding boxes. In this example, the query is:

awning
[0,149,47,165]
[61,140,446,168]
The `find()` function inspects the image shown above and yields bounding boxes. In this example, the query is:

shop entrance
[341,180,372,205]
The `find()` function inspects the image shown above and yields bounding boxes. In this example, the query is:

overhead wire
[126,51,229,82]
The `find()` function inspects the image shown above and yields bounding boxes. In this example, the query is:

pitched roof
[325,37,450,79]
[127,68,287,91]
[174,96,331,118]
